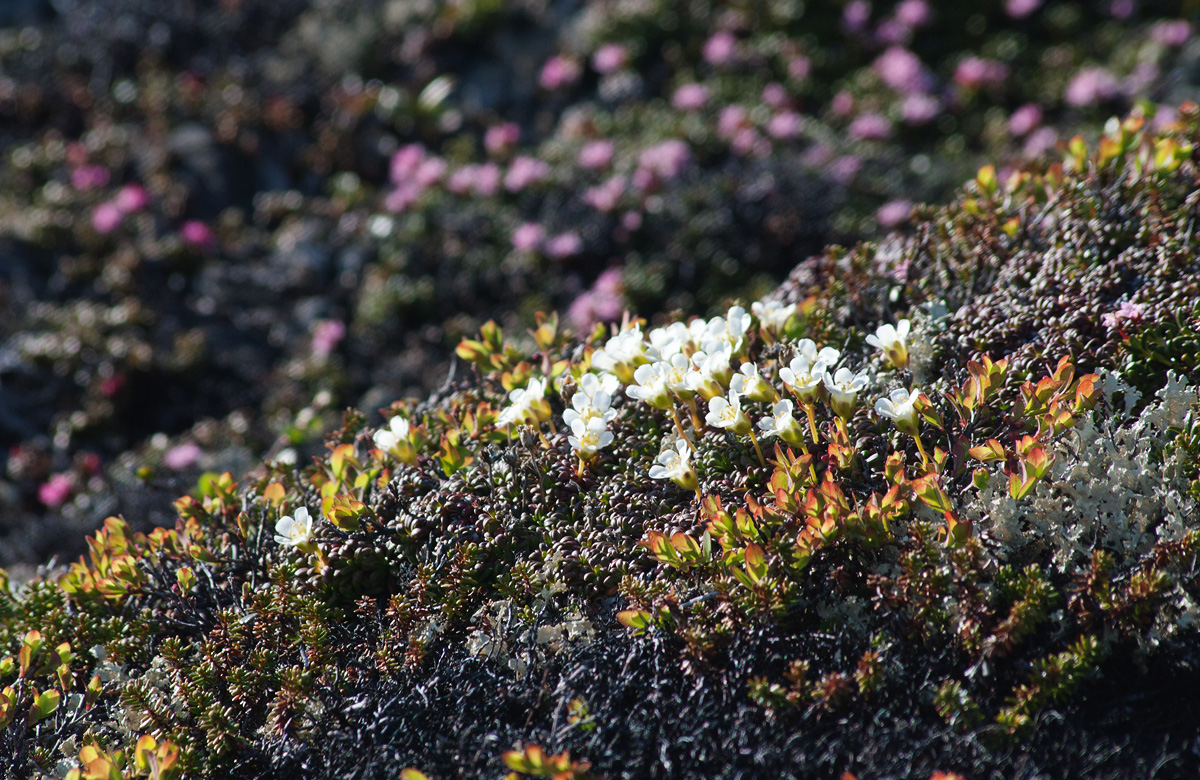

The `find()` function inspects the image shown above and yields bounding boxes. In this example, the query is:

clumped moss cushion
[2,110,1199,779]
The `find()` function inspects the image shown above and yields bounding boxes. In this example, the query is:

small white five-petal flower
[874,387,922,435]
[648,436,698,491]
[824,367,869,419]
[275,507,315,549]
[866,319,911,370]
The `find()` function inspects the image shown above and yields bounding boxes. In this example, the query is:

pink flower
[414,157,446,187]
[164,442,203,471]
[1065,67,1118,107]
[540,56,581,90]
[873,47,930,94]
[512,223,545,252]
[313,319,346,357]
[703,31,737,65]
[849,113,892,141]
[115,184,149,213]
[91,202,123,234]
[842,1,872,32]
[894,0,931,28]
[1102,301,1145,331]
[672,83,710,111]
[717,105,749,140]
[71,165,109,190]
[761,83,788,109]
[1109,0,1133,20]
[545,232,582,259]
[638,140,690,179]
[592,43,629,74]
[584,175,626,212]
[99,374,125,397]
[954,57,1009,90]
[1005,0,1041,18]
[787,56,812,82]
[568,269,625,331]
[1150,20,1191,47]
[39,474,72,508]
[621,211,642,231]
[732,129,769,157]
[390,144,426,185]
[578,140,615,170]
[181,220,215,249]
[473,163,501,197]
[504,156,550,192]
[902,94,939,125]
[876,200,912,228]
[1008,104,1042,136]
[831,91,855,117]
[385,183,421,212]
[448,166,476,195]
[766,111,804,139]
[830,155,862,185]
[485,123,520,155]
[1023,127,1058,157]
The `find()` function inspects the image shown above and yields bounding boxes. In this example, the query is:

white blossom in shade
[648,436,698,491]
[866,319,911,370]
[875,387,921,436]
[751,299,796,333]
[824,367,870,419]
[706,390,752,435]
[757,399,803,446]
[568,417,614,457]
[626,362,672,409]
[730,361,777,403]
[372,414,411,451]
[686,344,734,400]
[590,325,647,382]
[275,507,315,548]
[779,340,840,401]
[497,377,548,427]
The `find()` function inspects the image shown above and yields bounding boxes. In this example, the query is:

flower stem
[747,428,767,468]
[912,433,931,469]
[804,402,820,444]
[670,406,696,450]
[684,396,703,429]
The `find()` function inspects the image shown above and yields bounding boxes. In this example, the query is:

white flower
[578,371,621,400]
[751,299,796,333]
[701,305,752,354]
[660,353,695,396]
[497,377,548,427]
[779,340,840,401]
[372,415,411,451]
[591,325,647,382]
[706,390,751,435]
[646,323,688,361]
[824,367,869,419]
[686,344,733,399]
[648,436,698,491]
[866,319,911,370]
[730,361,777,403]
[875,387,921,435]
[568,417,613,457]
[275,507,314,548]
[626,362,672,409]
[757,399,802,446]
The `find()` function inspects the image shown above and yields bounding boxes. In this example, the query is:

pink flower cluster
[387,145,446,212]
[568,268,624,331]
